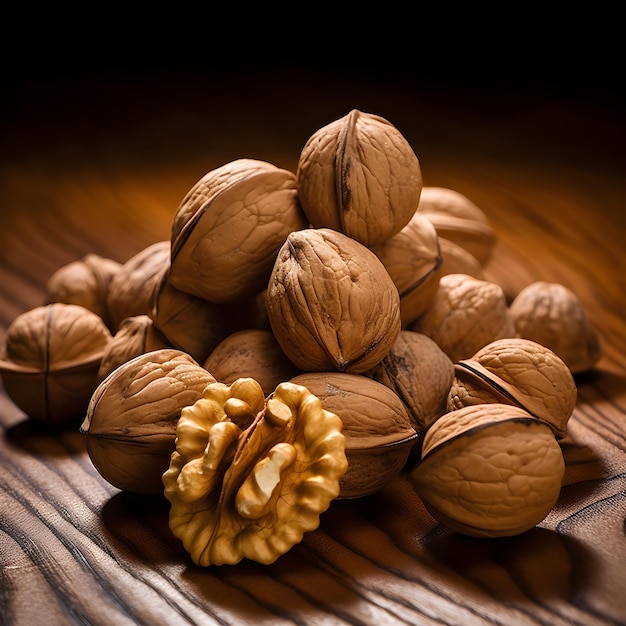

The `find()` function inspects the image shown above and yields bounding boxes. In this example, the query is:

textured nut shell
[365,330,455,432]
[438,237,486,280]
[0,303,112,425]
[150,266,238,364]
[410,273,516,363]
[417,186,495,265]
[297,109,423,246]
[371,212,443,327]
[267,228,401,374]
[169,159,307,303]
[81,349,216,494]
[163,379,347,565]
[97,315,171,381]
[106,241,171,331]
[411,403,565,537]
[45,253,122,331]
[448,337,577,438]
[203,328,302,396]
[289,371,417,498]
[509,281,602,374]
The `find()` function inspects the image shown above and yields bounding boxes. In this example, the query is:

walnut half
[163,378,348,566]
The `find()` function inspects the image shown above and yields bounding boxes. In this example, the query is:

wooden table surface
[1,64,625,625]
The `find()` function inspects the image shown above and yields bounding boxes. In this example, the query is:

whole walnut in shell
[169,159,308,304]
[266,228,401,374]
[410,403,565,538]
[296,109,423,247]
[365,330,455,433]
[409,273,516,363]
[0,303,112,426]
[97,315,171,381]
[509,281,602,374]
[416,186,495,266]
[289,371,418,499]
[371,212,443,327]
[45,253,122,331]
[447,337,577,439]
[81,349,216,494]
[106,240,171,332]
[203,328,302,396]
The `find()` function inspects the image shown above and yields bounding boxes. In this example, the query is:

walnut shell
[266,228,401,374]
[97,315,172,381]
[169,159,308,303]
[409,273,516,363]
[417,186,495,265]
[81,349,216,494]
[296,109,423,247]
[45,253,122,331]
[203,328,302,396]
[371,212,443,327]
[410,403,565,538]
[364,330,455,432]
[106,241,171,332]
[289,371,417,498]
[150,266,242,364]
[438,237,486,280]
[0,303,112,426]
[509,281,602,374]
[447,337,577,439]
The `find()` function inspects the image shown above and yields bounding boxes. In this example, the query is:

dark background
[2,12,624,176]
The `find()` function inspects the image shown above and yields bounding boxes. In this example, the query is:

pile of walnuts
[0,109,603,565]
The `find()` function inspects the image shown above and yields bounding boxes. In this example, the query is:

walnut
[203,328,302,396]
[289,372,418,499]
[106,241,171,332]
[409,273,516,363]
[81,349,216,495]
[97,315,171,381]
[364,330,455,433]
[416,186,495,265]
[0,303,112,426]
[266,228,401,374]
[437,237,486,280]
[509,281,602,374]
[409,403,565,537]
[162,378,348,565]
[371,212,443,327]
[150,266,242,364]
[168,159,308,304]
[296,109,423,247]
[45,253,122,331]
[447,337,578,439]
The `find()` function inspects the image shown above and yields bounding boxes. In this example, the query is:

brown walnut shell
[45,253,122,331]
[417,186,495,265]
[81,349,216,494]
[169,158,308,303]
[289,371,417,498]
[97,315,172,381]
[266,228,401,374]
[106,240,171,332]
[364,330,455,433]
[296,109,423,247]
[509,281,602,374]
[410,403,565,538]
[203,328,302,396]
[0,303,112,426]
[447,337,578,439]
[409,273,516,363]
[371,212,443,327]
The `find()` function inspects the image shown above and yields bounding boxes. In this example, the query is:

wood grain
[1,68,625,625]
